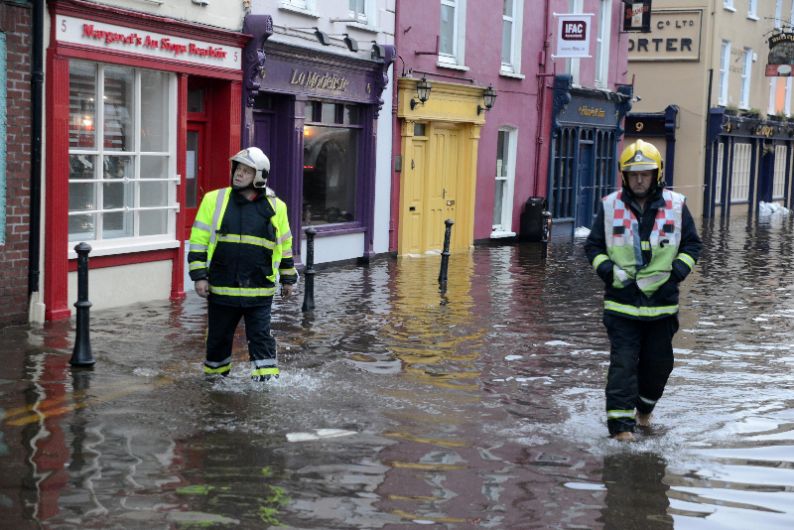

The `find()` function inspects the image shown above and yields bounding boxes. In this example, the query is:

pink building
[391,0,631,253]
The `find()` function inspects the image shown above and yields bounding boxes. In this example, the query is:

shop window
[595,0,612,89]
[302,102,362,227]
[68,60,177,247]
[773,145,787,199]
[730,142,751,202]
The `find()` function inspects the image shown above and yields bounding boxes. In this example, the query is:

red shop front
[45,0,248,320]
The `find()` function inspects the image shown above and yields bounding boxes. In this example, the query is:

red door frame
[44,0,247,320]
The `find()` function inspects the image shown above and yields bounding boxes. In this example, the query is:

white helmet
[230,147,270,188]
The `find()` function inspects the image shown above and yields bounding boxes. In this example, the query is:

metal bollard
[438,219,454,289]
[541,209,553,259]
[302,227,316,312]
[70,242,95,367]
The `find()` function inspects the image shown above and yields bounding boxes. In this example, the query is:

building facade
[627,0,794,219]
[392,0,629,255]
[0,0,33,325]
[39,0,250,320]
[243,0,396,266]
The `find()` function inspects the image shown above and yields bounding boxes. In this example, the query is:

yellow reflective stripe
[192,220,212,232]
[677,252,696,270]
[282,249,293,258]
[216,233,275,249]
[209,285,277,297]
[641,240,651,251]
[279,267,297,277]
[277,231,292,245]
[189,243,208,252]
[189,261,207,271]
[204,364,231,375]
[604,300,678,317]
[251,367,280,377]
[607,409,635,419]
[592,253,609,270]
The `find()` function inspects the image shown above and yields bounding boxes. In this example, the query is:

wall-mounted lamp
[372,42,386,60]
[343,33,359,52]
[314,27,331,46]
[477,85,497,115]
[410,76,432,110]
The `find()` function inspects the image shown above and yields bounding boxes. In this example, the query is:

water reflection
[1,215,794,527]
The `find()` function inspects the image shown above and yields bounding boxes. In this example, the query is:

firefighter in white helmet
[584,139,701,441]
[188,147,297,382]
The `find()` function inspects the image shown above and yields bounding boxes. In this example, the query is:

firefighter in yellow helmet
[584,139,701,441]
[188,147,298,382]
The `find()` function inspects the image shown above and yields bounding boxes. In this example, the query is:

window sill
[302,224,366,238]
[68,239,180,259]
[747,14,759,21]
[500,70,525,80]
[723,6,736,13]
[345,22,380,34]
[278,5,320,19]
[436,61,470,72]
[491,230,516,239]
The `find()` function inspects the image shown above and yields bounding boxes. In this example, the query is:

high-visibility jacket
[188,186,297,306]
[584,187,701,320]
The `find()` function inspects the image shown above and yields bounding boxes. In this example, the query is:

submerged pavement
[2,212,794,529]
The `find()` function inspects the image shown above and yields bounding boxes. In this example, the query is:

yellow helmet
[619,139,664,186]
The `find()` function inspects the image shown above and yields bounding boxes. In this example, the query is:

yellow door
[400,122,470,254]
[402,133,428,255]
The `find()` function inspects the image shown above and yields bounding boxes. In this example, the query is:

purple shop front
[241,15,394,265]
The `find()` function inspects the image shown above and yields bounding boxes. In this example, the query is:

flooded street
[2,213,794,529]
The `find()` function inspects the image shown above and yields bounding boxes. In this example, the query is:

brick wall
[0,2,31,326]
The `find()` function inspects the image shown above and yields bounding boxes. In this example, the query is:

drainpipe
[533,0,552,197]
[29,0,44,296]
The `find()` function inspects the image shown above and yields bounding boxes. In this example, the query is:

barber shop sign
[555,14,593,58]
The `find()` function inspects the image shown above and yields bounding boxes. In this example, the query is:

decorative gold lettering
[578,105,606,118]
[289,68,350,92]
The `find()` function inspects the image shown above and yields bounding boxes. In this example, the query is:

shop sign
[628,9,702,62]
[625,115,666,136]
[766,31,794,76]
[558,94,618,126]
[623,1,652,33]
[289,69,350,92]
[55,14,242,70]
[554,14,593,58]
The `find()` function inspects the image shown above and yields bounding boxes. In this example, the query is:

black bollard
[438,219,454,289]
[302,227,316,312]
[541,209,553,259]
[70,242,95,367]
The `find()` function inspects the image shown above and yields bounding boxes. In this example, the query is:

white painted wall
[373,64,394,254]
[87,0,246,31]
[68,260,172,312]
[300,232,366,264]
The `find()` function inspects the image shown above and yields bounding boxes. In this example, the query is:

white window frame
[565,0,583,85]
[740,47,752,109]
[595,0,612,89]
[775,0,783,26]
[67,61,179,258]
[348,0,376,26]
[438,0,467,69]
[770,0,784,115]
[279,0,316,16]
[719,40,731,106]
[773,145,787,199]
[731,142,751,202]
[492,127,517,237]
[500,0,524,76]
[723,0,735,11]
[747,0,758,19]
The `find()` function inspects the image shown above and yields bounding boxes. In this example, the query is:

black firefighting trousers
[205,299,276,373]
[603,313,679,435]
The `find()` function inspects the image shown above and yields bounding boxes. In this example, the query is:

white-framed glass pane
[69,214,96,242]
[773,145,787,199]
[501,19,513,64]
[440,3,456,56]
[719,41,730,105]
[140,70,169,152]
[140,210,168,236]
[731,142,751,202]
[102,210,132,239]
[741,48,752,108]
[493,128,516,233]
[103,66,134,151]
[69,61,97,149]
[748,0,757,17]
[140,155,169,179]
[724,0,733,9]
